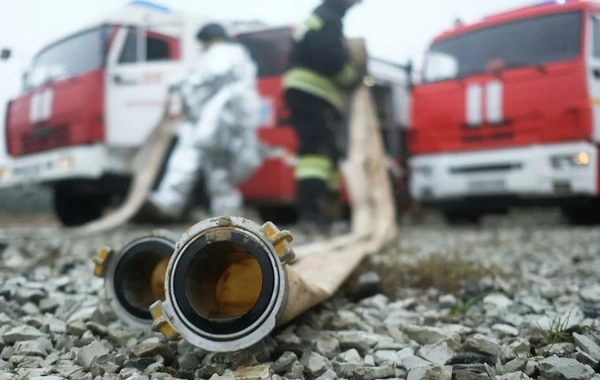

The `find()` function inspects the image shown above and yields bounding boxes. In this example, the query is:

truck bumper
[409,141,598,204]
[0,145,131,189]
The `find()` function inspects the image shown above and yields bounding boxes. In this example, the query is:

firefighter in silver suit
[142,23,263,221]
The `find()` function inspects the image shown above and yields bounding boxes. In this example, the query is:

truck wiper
[456,62,548,79]
[501,61,548,73]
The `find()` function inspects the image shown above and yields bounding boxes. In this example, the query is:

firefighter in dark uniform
[283,0,363,234]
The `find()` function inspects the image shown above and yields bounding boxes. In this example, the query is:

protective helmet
[196,23,228,43]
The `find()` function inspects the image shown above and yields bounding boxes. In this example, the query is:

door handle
[113,74,136,85]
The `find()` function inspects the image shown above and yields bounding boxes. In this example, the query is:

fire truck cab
[1,1,412,226]
[409,0,600,224]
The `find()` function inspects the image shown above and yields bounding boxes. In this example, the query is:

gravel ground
[0,211,599,379]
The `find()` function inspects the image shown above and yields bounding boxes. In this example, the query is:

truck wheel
[443,210,482,225]
[53,184,108,227]
[562,206,600,225]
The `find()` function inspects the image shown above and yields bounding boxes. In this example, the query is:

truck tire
[443,210,482,225]
[562,206,600,225]
[53,184,108,227]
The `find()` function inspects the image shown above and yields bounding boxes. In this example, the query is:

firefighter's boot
[324,190,343,225]
[296,178,330,238]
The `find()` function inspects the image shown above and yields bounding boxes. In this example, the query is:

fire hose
[93,75,398,352]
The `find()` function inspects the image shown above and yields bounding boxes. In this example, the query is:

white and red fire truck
[409,0,600,224]
[0,1,412,226]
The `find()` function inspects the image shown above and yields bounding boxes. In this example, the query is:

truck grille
[449,163,522,174]
[20,125,71,155]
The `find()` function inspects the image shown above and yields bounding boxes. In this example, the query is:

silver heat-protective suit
[147,40,263,219]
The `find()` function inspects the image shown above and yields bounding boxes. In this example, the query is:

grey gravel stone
[496,373,531,380]
[272,351,297,374]
[1,216,600,380]
[403,355,432,371]
[417,339,455,365]
[3,325,47,344]
[538,355,594,380]
[77,341,109,369]
[300,351,333,376]
[402,325,456,345]
[438,295,457,308]
[502,358,527,373]
[285,361,305,379]
[539,342,575,357]
[317,369,338,379]
[501,338,531,362]
[130,342,175,365]
[491,324,519,337]
[407,365,452,380]
[463,334,502,358]
[13,340,47,357]
[177,353,200,371]
[336,331,381,352]
[373,350,402,366]
[353,363,396,380]
[573,333,600,361]
[315,335,341,360]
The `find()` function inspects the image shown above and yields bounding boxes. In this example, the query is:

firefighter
[140,22,263,221]
[283,0,363,234]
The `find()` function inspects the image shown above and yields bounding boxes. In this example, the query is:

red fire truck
[409,0,600,224]
[0,1,412,226]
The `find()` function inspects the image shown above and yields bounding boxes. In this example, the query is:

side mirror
[1,48,11,61]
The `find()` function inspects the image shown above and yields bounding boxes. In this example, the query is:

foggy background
[0,0,535,156]
[0,0,538,212]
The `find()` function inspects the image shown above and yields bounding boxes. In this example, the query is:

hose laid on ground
[63,106,181,238]
[148,80,397,352]
[91,38,396,353]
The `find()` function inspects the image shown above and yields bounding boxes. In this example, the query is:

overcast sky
[0,0,538,159]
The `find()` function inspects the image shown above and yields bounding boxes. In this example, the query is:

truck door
[105,25,185,147]
[588,14,600,142]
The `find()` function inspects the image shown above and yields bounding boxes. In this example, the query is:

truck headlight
[0,168,11,182]
[57,157,73,172]
[550,152,590,170]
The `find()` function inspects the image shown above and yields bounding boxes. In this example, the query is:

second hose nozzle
[150,216,296,352]
[93,229,177,329]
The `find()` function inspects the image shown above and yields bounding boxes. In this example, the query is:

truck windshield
[26,25,112,89]
[423,10,583,83]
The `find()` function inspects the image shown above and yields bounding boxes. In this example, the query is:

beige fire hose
[92,38,396,353]
[147,80,397,352]
[62,106,181,238]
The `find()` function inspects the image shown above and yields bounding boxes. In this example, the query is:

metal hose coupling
[93,229,178,328]
[149,216,296,352]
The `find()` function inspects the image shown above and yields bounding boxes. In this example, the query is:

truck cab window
[119,29,138,63]
[26,25,111,88]
[423,10,583,83]
[118,27,178,64]
[146,37,170,61]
